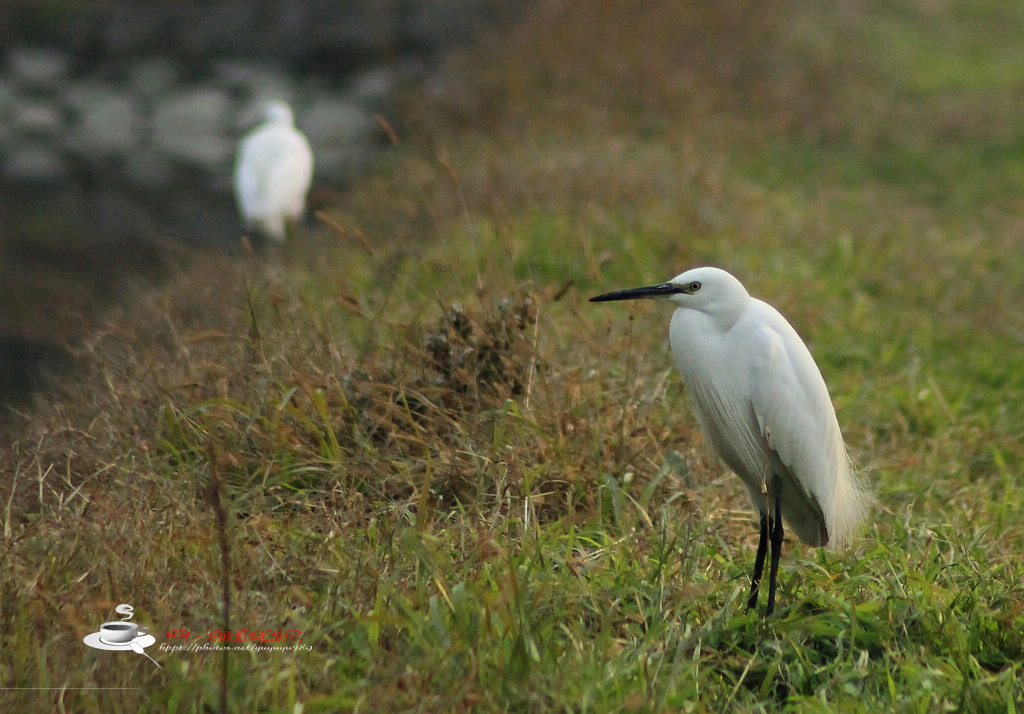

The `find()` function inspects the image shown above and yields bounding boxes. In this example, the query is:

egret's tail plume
[825,449,872,549]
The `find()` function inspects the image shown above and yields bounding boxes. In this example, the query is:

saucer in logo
[83,631,157,651]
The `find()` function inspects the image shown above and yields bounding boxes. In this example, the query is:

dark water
[0,172,241,407]
[0,335,71,404]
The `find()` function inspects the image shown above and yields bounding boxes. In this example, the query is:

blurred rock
[129,57,183,96]
[302,97,380,178]
[12,100,63,135]
[152,87,234,168]
[123,148,175,189]
[71,88,141,155]
[7,47,71,88]
[303,97,377,139]
[4,145,67,182]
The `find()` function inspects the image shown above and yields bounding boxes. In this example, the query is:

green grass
[4,0,1024,711]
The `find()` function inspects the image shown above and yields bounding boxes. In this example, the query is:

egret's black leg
[766,473,784,616]
[746,511,769,611]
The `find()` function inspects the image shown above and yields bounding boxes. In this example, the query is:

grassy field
[4,1,1024,711]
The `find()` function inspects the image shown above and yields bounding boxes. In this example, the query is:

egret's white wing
[747,300,865,548]
[670,307,780,517]
[667,288,867,549]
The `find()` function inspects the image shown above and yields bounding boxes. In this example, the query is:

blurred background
[0,0,520,402]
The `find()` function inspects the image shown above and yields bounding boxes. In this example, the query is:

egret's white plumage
[664,268,866,547]
[591,266,869,613]
[233,101,313,242]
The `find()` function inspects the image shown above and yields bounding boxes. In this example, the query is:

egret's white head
[664,266,750,310]
[262,101,295,126]
[591,266,753,329]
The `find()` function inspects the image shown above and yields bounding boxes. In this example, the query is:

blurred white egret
[591,266,868,615]
[233,101,313,242]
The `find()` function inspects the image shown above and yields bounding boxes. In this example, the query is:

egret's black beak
[589,283,681,303]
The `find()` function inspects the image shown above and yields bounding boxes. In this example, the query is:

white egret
[591,267,868,615]
[233,101,313,242]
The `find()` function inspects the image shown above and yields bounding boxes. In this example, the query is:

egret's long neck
[705,293,750,333]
